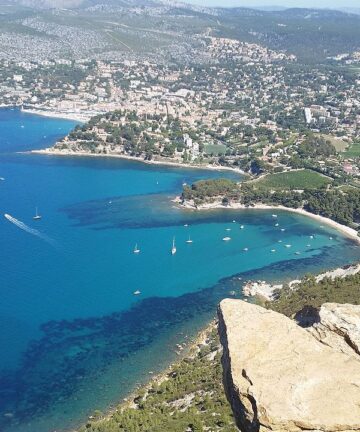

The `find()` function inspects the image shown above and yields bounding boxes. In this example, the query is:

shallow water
[1,108,359,432]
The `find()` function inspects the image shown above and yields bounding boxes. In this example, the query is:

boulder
[218,299,360,432]
[308,303,360,357]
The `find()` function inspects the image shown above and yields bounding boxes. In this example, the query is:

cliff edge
[218,299,360,432]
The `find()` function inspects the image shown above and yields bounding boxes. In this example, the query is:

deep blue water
[1,108,360,432]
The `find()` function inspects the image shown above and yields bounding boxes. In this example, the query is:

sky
[186,0,360,8]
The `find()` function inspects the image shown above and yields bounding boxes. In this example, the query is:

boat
[0,177,4,181]
[171,237,177,255]
[186,236,193,244]
[225,228,231,231]
[232,220,236,223]
[329,237,333,240]
[275,223,279,227]
[243,247,249,251]
[281,228,285,232]
[271,249,276,252]
[184,224,189,227]
[307,244,311,247]
[295,251,301,255]
[272,214,277,218]
[133,244,140,254]
[285,244,291,248]
[240,225,244,229]
[222,237,231,241]
[133,290,141,296]
[33,207,42,220]
[310,235,314,239]
[278,240,283,243]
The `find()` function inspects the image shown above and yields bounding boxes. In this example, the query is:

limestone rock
[308,303,360,357]
[218,299,360,432]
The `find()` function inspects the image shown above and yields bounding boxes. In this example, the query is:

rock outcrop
[218,299,360,432]
[308,302,360,357]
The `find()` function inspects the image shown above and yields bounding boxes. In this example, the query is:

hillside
[0,1,359,62]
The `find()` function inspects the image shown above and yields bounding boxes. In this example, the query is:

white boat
[243,247,249,251]
[0,177,4,181]
[133,244,140,254]
[33,207,42,220]
[184,224,189,227]
[272,214,277,218]
[310,235,314,239]
[307,244,311,247]
[222,237,231,241]
[133,290,141,296]
[240,225,244,229]
[285,244,292,248]
[295,251,301,255]
[271,249,276,252]
[275,223,279,227]
[329,237,333,240]
[281,228,285,232]
[171,237,177,255]
[278,240,282,243]
[186,236,193,244]
[225,228,231,231]
[232,220,236,223]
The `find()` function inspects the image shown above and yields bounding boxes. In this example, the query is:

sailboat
[33,207,42,220]
[133,244,140,254]
[171,237,177,255]
[186,235,193,244]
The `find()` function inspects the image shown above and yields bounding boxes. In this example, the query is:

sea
[1,107,360,432]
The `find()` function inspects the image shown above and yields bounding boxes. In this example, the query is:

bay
[1,108,359,432]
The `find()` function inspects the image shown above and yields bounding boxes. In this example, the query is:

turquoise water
[1,108,360,432]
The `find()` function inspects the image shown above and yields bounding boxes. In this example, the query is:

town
[1,35,359,184]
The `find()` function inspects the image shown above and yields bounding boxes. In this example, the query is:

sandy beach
[30,148,246,175]
[177,199,360,245]
[21,108,91,123]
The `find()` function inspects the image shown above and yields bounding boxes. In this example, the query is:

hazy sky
[187,0,360,8]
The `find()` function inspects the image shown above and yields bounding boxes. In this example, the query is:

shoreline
[176,199,360,245]
[29,148,246,175]
[243,262,360,301]
[74,320,217,431]
[21,108,90,123]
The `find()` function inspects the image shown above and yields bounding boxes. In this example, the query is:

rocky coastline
[218,299,360,431]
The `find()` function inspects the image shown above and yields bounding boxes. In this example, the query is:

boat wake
[4,213,56,247]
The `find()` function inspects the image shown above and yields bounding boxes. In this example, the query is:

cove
[1,108,360,432]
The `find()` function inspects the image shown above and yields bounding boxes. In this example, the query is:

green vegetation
[319,135,348,152]
[343,141,360,158]
[297,136,336,158]
[204,143,227,156]
[253,169,332,190]
[182,176,360,229]
[182,179,240,206]
[78,327,237,432]
[267,273,360,318]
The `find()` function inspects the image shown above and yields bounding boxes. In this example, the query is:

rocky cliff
[218,299,360,432]
[308,302,360,358]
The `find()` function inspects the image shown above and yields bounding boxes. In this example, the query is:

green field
[204,143,227,155]
[343,142,360,158]
[253,169,332,190]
